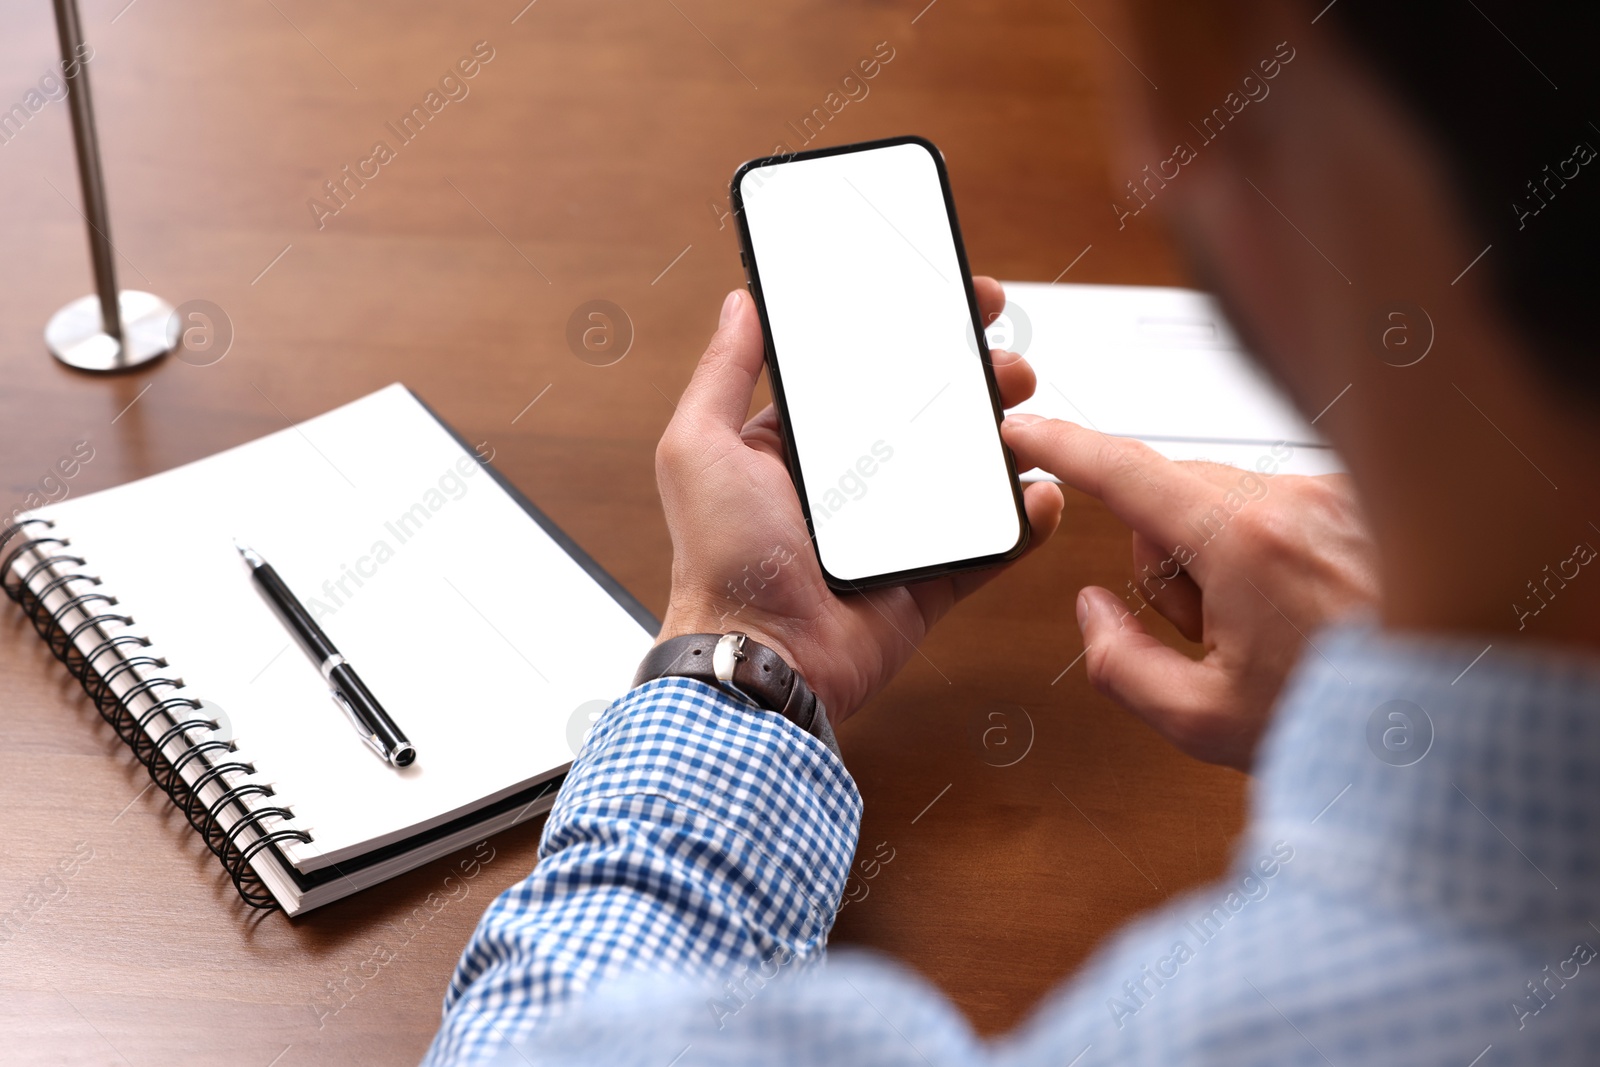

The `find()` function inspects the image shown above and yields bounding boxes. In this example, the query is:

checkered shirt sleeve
[421,677,862,1065]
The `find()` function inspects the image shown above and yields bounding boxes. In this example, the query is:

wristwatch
[633,632,838,754]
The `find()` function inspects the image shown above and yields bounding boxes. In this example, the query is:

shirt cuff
[548,676,863,944]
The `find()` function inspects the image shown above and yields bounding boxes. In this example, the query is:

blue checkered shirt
[423,625,1600,1065]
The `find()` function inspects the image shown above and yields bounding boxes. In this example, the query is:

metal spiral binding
[2,518,311,910]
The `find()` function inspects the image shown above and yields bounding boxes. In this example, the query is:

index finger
[1000,415,1223,577]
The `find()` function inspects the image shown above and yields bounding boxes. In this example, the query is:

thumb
[1076,586,1224,753]
[674,289,766,435]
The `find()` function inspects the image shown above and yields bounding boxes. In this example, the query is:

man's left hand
[652,279,1065,724]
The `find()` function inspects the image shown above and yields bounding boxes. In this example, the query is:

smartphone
[731,135,1029,591]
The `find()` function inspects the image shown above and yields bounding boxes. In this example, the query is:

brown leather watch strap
[633,633,836,753]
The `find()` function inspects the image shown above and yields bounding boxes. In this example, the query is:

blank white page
[1000,282,1344,476]
[37,384,654,871]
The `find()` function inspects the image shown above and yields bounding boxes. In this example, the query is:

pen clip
[331,688,389,763]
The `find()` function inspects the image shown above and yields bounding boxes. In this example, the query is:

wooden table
[0,1,1245,1061]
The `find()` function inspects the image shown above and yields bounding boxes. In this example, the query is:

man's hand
[1002,417,1379,770]
[653,280,1065,724]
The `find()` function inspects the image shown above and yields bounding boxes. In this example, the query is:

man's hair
[1324,1,1599,397]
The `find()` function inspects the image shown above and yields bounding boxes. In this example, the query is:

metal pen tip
[233,539,264,567]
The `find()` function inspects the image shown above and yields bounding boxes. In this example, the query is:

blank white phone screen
[739,141,1022,583]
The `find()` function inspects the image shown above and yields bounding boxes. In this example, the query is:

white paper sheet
[997,282,1345,477]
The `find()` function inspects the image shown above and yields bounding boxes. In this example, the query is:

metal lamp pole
[43,0,176,372]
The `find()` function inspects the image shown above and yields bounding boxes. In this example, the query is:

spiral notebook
[1,384,656,916]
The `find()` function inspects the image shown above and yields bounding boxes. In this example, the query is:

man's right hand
[1001,415,1379,770]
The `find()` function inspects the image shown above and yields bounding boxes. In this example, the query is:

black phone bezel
[730,134,1030,593]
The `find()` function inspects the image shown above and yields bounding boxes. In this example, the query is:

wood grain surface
[0,1,1245,1062]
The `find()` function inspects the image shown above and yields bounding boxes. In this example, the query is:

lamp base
[46,290,177,372]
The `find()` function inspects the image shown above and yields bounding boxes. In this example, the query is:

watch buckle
[713,632,747,682]
[713,632,754,703]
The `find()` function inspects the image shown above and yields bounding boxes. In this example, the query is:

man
[425,0,1600,1062]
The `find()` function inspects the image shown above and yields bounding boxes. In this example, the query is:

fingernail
[1003,413,1043,430]
[720,289,742,327]
[1076,592,1089,632]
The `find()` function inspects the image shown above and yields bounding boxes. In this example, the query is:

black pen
[235,540,416,768]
